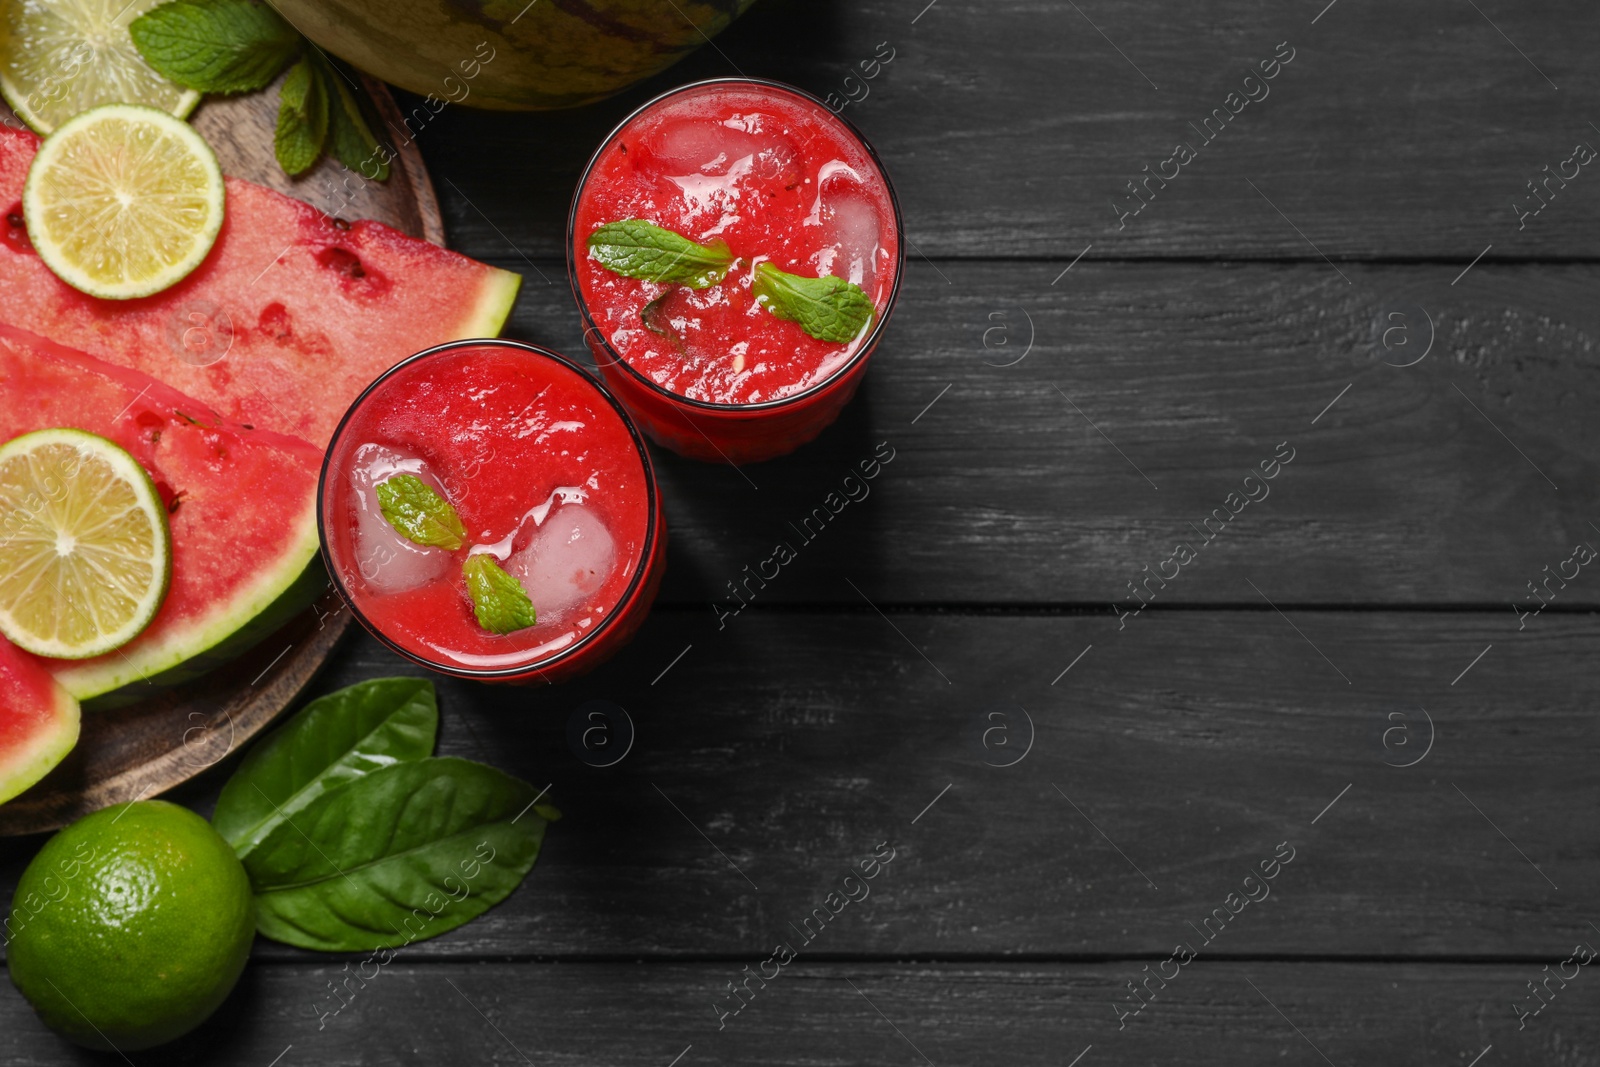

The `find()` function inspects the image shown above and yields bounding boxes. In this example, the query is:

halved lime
[0,0,199,134]
[24,103,224,299]
[0,428,171,659]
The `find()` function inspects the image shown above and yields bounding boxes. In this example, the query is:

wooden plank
[5,611,1589,961]
[0,960,1590,1064]
[421,0,1600,260]
[499,260,1600,607]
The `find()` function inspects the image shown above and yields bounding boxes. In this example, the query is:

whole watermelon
[266,0,758,111]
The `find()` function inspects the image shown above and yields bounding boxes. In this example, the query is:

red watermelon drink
[570,78,903,464]
[319,340,664,684]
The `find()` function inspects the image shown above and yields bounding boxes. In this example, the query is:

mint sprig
[323,55,390,180]
[752,261,875,343]
[274,56,327,177]
[375,475,466,551]
[588,219,879,345]
[130,0,390,180]
[373,479,538,635]
[129,0,300,94]
[588,220,734,288]
[463,555,537,635]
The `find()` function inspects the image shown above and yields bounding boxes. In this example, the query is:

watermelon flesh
[0,323,322,702]
[0,126,521,449]
[0,634,79,806]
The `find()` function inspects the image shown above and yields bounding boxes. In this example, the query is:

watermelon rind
[461,268,524,339]
[52,497,322,705]
[76,557,331,711]
[0,682,78,807]
[265,0,758,112]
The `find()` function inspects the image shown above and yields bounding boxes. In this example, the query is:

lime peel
[5,800,254,1051]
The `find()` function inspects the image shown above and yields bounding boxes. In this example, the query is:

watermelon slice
[0,323,322,702]
[0,126,521,448]
[0,634,79,806]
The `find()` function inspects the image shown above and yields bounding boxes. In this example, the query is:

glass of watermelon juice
[569,78,903,464]
[318,339,665,684]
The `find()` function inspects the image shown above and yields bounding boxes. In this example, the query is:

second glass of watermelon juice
[570,78,903,464]
[319,339,665,684]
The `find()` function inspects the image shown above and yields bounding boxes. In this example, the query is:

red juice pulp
[572,81,900,407]
[320,341,659,679]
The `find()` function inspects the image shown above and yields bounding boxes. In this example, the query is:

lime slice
[0,428,171,659]
[0,0,199,134]
[24,103,224,299]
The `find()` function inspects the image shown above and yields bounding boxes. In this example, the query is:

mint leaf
[275,55,328,176]
[588,219,733,288]
[322,55,390,181]
[752,261,876,343]
[130,0,301,94]
[463,554,536,635]
[376,475,466,550]
[641,292,681,342]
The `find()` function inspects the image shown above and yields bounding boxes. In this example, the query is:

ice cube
[507,503,617,623]
[648,119,747,175]
[643,117,802,219]
[804,160,866,225]
[822,193,882,291]
[348,443,454,595]
[669,157,755,219]
[645,117,800,182]
[805,162,884,289]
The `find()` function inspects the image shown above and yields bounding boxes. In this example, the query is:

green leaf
[212,678,438,860]
[321,55,390,181]
[463,554,536,634]
[752,261,876,343]
[587,219,733,288]
[275,55,328,176]
[640,291,686,348]
[376,475,466,551]
[129,0,302,94]
[248,757,557,952]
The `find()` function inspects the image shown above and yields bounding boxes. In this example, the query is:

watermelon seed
[3,207,30,255]
[317,247,367,279]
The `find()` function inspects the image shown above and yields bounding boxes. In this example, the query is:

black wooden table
[6,1,1600,1063]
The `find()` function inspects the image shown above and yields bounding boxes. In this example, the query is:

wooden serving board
[0,78,443,836]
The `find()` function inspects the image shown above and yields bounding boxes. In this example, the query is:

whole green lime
[6,800,254,1051]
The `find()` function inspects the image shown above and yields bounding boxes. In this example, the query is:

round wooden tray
[0,78,443,836]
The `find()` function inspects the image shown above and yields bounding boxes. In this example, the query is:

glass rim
[566,75,907,414]
[316,337,662,681]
